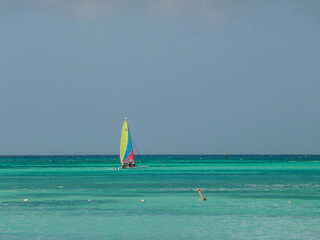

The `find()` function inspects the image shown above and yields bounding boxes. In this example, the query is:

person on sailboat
[120,161,133,168]
[127,161,136,168]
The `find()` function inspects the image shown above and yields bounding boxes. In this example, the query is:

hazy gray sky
[1,1,319,155]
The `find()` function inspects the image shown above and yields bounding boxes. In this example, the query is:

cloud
[38,0,125,19]
[37,0,230,21]
[147,0,226,20]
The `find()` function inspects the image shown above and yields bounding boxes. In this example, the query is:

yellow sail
[120,120,129,164]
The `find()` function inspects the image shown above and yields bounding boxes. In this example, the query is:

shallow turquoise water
[0,155,319,239]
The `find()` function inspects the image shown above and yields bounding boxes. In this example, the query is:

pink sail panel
[123,149,135,163]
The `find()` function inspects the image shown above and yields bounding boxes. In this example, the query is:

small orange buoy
[141,199,145,202]
[197,189,207,201]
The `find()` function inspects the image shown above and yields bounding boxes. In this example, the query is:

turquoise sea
[0,155,319,239]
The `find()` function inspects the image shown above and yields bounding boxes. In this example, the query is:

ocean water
[0,155,319,239]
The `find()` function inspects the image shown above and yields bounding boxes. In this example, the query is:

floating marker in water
[288,201,291,203]
[141,199,145,202]
[197,189,206,201]
[24,199,29,202]
[88,199,92,202]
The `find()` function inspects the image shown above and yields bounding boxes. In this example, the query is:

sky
[0,0,319,155]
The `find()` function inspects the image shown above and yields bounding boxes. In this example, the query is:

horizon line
[0,153,319,157]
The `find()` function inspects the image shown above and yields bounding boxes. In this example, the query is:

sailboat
[119,118,136,168]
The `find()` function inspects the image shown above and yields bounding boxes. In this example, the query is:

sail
[120,119,135,164]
